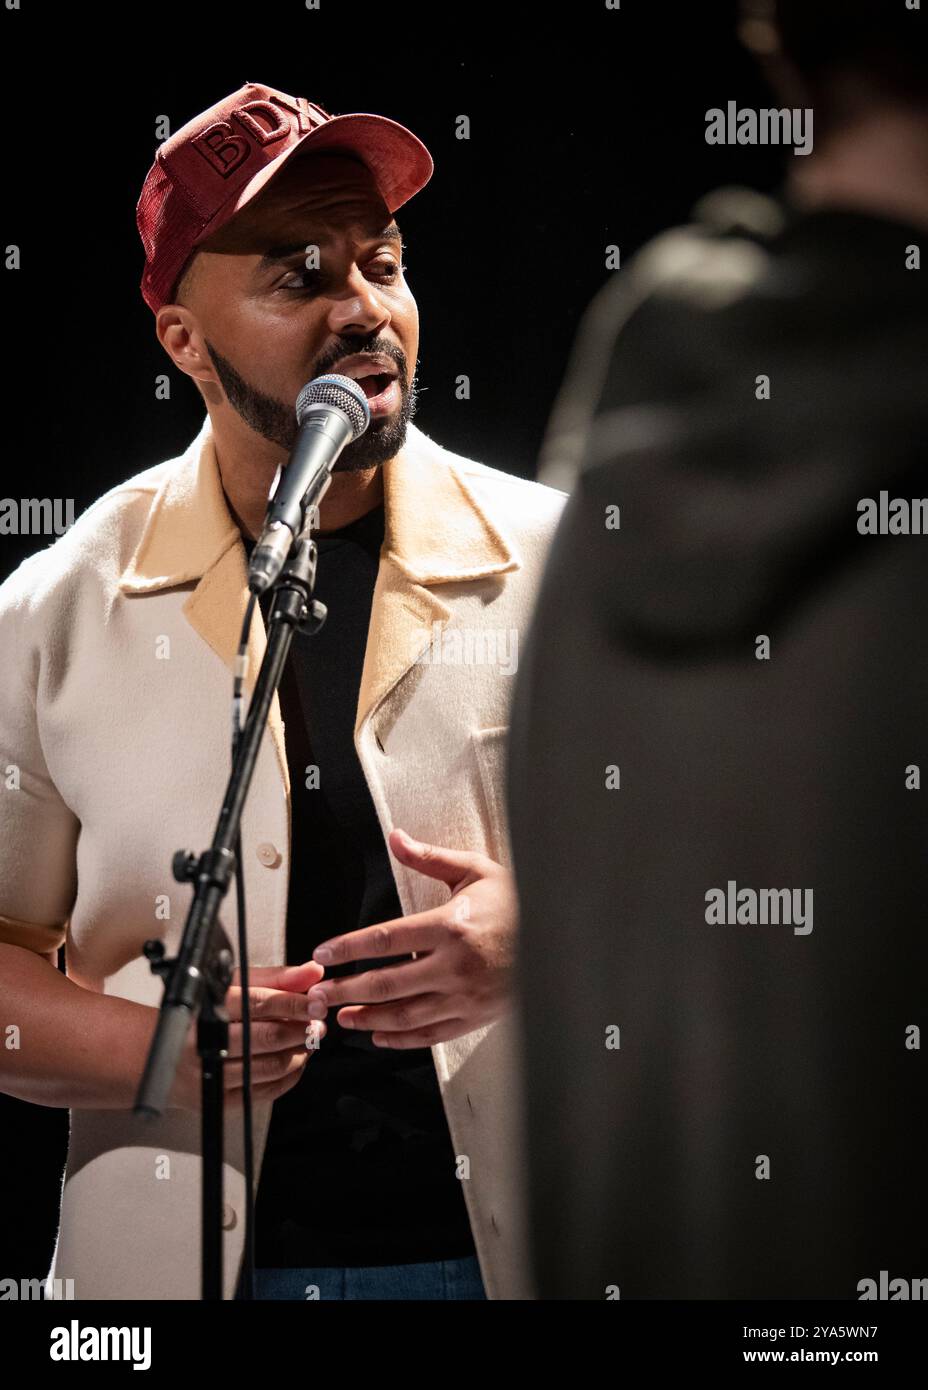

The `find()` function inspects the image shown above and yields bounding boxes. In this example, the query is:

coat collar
[118,414,521,792]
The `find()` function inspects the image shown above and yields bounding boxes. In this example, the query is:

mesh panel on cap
[138,160,206,311]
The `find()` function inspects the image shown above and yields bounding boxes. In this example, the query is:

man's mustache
[314,345,407,385]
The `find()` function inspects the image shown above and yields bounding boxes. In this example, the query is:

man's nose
[327,277,390,337]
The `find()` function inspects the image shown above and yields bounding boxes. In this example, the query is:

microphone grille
[296,374,371,438]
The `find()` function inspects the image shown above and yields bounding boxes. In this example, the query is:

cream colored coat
[0,414,566,1300]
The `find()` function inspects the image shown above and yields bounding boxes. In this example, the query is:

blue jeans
[236,1255,487,1300]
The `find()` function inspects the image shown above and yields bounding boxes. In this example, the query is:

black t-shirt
[242,505,475,1267]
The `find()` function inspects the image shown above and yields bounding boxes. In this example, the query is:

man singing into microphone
[0,81,565,1300]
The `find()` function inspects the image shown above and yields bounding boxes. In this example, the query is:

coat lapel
[354,424,522,738]
[118,414,523,792]
[118,417,290,797]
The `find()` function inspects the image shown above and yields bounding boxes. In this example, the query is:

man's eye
[278,260,406,293]
[374,260,407,281]
[279,268,321,293]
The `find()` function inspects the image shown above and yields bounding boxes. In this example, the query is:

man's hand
[306,828,519,1049]
[170,961,327,1111]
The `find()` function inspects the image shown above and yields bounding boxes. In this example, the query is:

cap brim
[193,111,434,246]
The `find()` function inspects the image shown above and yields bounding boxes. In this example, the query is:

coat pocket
[470,725,511,866]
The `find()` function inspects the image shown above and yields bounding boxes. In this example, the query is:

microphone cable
[231,592,258,1300]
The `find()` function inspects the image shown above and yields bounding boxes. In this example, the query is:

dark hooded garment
[507,189,928,1298]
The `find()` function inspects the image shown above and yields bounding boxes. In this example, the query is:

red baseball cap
[136,80,434,314]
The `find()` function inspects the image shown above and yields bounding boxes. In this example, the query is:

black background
[1,0,784,1278]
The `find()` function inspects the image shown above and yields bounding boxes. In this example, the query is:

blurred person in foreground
[508,0,928,1298]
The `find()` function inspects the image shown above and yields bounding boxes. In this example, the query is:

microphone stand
[134,519,327,1300]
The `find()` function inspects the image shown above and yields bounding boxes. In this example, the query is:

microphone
[247,374,371,595]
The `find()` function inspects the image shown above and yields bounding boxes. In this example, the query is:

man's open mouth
[327,354,402,414]
[358,372,395,400]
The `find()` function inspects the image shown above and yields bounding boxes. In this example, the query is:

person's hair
[741,0,928,133]
[172,252,199,308]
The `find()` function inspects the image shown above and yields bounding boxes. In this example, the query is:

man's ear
[155,304,212,390]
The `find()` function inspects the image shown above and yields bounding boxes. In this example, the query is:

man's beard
[204,337,419,471]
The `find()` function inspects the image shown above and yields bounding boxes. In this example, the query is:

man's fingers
[370,1017,470,1050]
[223,1028,324,1089]
[230,960,324,991]
[312,913,448,967]
[389,829,491,887]
[336,992,463,1035]
[226,1017,325,1060]
[225,1064,310,1109]
[307,959,437,1012]
[227,984,323,1024]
